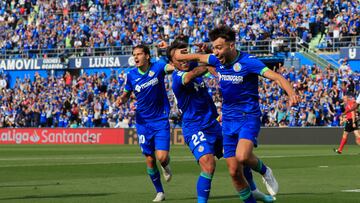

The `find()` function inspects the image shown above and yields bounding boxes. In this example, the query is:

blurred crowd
[0,58,358,128]
[0,69,136,128]
[259,60,359,127]
[0,0,359,128]
[1,0,360,58]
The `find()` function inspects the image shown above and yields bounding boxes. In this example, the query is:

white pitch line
[259,152,359,158]
[0,158,197,168]
[341,189,360,192]
[0,156,194,161]
[0,152,357,162]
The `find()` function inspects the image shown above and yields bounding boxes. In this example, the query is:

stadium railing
[0,45,150,59]
[1,36,356,69]
[317,35,360,52]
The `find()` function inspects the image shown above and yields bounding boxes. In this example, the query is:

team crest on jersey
[148,71,155,77]
[233,63,242,72]
[135,85,141,92]
[177,71,184,77]
[198,145,204,152]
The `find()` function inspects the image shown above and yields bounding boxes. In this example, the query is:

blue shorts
[136,119,170,155]
[222,115,261,158]
[183,121,223,161]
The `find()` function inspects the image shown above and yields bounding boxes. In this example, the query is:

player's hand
[173,48,188,61]
[115,97,123,107]
[194,43,211,53]
[216,114,222,123]
[288,94,299,106]
[157,40,168,49]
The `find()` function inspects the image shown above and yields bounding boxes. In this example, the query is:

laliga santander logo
[30,131,41,143]
[0,129,102,144]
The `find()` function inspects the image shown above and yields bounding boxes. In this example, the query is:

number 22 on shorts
[192,131,206,147]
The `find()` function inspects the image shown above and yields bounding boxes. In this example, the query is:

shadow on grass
[169,192,335,202]
[171,195,238,201]
[0,182,61,188]
[278,192,334,196]
[0,193,116,201]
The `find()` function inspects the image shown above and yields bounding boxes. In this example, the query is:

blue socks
[147,166,164,193]
[197,172,213,203]
[254,159,267,175]
[238,187,256,203]
[243,166,256,191]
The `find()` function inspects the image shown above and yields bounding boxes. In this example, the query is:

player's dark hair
[209,25,236,42]
[133,44,151,63]
[166,40,188,62]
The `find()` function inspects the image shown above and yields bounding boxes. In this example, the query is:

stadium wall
[1,127,354,145]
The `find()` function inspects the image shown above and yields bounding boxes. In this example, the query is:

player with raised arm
[117,45,174,202]
[173,26,298,202]
[168,41,275,203]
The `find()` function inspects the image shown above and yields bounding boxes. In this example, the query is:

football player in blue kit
[168,41,275,203]
[117,45,175,202]
[173,26,298,202]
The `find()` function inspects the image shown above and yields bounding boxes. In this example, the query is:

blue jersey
[40,112,46,124]
[101,114,108,124]
[124,61,170,124]
[87,114,94,127]
[58,117,64,127]
[172,69,218,129]
[208,52,268,119]
[63,118,69,127]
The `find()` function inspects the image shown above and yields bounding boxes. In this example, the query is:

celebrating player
[168,41,275,203]
[118,45,174,202]
[173,26,298,202]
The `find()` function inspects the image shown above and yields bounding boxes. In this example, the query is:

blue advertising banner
[68,55,132,69]
[340,47,360,60]
[0,58,65,70]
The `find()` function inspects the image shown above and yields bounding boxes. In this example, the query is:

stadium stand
[0,0,360,128]
[1,0,360,58]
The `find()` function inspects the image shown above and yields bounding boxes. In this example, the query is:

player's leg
[137,124,165,202]
[192,122,223,203]
[236,116,278,196]
[335,131,348,154]
[154,119,172,182]
[145,154,165,202]
[225,157,256,203]
[355,130,360,145]
[243,166,275,202]
[197,154,216,203]
[156,150,172,182]
[335,120,354,153]
[223,121,256,203]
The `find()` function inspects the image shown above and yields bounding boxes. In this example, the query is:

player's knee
[157,154,168,164]
[228,168,239,179]
[236,153,250,165]
[145,155,157,167]
[227,164,238,178]
[199,155,215,174]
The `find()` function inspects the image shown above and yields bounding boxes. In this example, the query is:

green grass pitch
[0,145,359,203]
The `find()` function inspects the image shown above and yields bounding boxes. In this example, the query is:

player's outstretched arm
[263,69,299,106]
[173,49,211,64]
[182,66,209,85]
